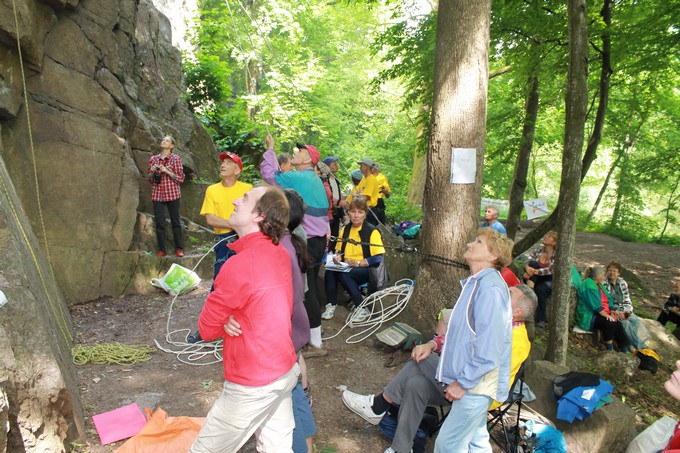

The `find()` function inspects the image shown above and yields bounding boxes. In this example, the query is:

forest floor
[69,230,680,453]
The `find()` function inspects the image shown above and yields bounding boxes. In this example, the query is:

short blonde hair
[545,230,558,242]
[477,228,513,270]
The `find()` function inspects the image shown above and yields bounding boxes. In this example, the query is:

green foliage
[181,0,679,241]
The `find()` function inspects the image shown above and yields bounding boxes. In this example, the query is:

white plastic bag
[150,263,201,296]
[626,415,676,453]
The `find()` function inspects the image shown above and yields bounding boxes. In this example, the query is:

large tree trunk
[512,0,613,256]
[406,0,492,334]
[506,74,540,239]
[545,0,589,366]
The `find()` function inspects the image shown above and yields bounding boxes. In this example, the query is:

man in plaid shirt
[148,135,185,257]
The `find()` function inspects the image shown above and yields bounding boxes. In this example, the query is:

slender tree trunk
[506,75,540,239]
[512,0,613,257]
[545,0,589,366]
[407,0,492,333]
[659,174,680,239]
[610,152,630,228]
[584,153,621,226]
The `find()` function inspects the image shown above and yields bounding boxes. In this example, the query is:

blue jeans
[433,392,492,453]
[324,267,370,308]
[211,233,238,292]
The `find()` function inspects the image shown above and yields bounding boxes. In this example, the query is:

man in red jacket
[190,184,299,453]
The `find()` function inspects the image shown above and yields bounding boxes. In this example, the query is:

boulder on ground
[524,359,636,453]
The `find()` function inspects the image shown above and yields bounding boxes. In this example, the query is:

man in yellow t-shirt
[371,163,391,224]
[201,153,252,277]
[344,158,380,224]
[187,152,252,344]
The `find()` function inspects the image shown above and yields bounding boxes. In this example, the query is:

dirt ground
[69,230,680,452]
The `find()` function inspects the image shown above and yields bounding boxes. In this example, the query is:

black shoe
[187,331,202,343]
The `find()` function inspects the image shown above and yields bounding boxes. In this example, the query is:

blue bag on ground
[378,404,439,453]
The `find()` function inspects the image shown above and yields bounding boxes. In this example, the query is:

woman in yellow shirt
[322,196,385,321]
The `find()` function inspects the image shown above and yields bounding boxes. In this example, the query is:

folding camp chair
[486,361,527,453]
[429,362,527,450]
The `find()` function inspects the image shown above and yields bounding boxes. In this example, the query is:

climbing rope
[153,237,237,366]
[9,0,72,345]
[330,235,470,270]
[72,342,156,366]
[322,279,415,344]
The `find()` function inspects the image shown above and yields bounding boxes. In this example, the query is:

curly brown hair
[253,184,289,245]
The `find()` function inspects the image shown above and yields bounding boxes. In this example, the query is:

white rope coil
[322,279,415,344]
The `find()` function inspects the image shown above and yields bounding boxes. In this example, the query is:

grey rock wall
[0,0,219,304]
[0,154,83,451]
[0,0,219,449]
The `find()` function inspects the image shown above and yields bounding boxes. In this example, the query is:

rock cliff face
[0,0,217,449]
[0,0,217,304]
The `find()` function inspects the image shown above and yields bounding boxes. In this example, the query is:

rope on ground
[330,235,470,271]
[322,279,415,344]
[153,238,234,366]
[72,342,156,365]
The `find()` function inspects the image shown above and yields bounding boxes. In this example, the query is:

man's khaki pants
[190,363,300,453]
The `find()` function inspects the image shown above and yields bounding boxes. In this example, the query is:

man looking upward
[261,135,329,353]
[344,158,380,225]
[190,185,298,452]
[187,152,252,344]
[482,205,507,235]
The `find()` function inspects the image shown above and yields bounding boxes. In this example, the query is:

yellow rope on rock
[72,342,156,366]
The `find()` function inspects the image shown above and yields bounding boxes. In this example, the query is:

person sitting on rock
[601,261,647,352]
[342,283,536,453]
[322,196,385,322]
[658,280,680,328]
[575,265,629,351]
[523,230,557,329]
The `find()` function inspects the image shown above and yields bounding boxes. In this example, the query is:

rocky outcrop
[524,359,637,453]
[0,0,218,449]
[0,0,219,304]
[0,156,83,451]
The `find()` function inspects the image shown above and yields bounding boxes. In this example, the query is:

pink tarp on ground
[115,407,204,453]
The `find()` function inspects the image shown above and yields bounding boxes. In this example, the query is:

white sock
[309,327,323,349]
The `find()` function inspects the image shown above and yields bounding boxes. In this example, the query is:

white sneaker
[353,307,370,322]
[384,448,413,453]
[322,304,336,320]
[342,390,384,425]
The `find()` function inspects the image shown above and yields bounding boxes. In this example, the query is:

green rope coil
[72,342,155,366]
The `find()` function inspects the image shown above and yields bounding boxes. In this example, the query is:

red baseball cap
[219,152,243,170]
[305,145,320,165]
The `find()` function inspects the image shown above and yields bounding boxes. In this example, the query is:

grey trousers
[384,355,449,453]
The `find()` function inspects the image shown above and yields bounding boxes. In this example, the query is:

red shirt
[599,287,610,314]
[198,232,296,386]
[148,152,184,202]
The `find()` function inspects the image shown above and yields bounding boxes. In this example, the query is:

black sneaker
[187,331,202,343]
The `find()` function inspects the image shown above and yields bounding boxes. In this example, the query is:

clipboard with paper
[324,252,352,272]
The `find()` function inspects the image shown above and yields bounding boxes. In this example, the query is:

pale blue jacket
[435,268,512,402]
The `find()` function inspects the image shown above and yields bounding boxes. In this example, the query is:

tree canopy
[182,0,679,244]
